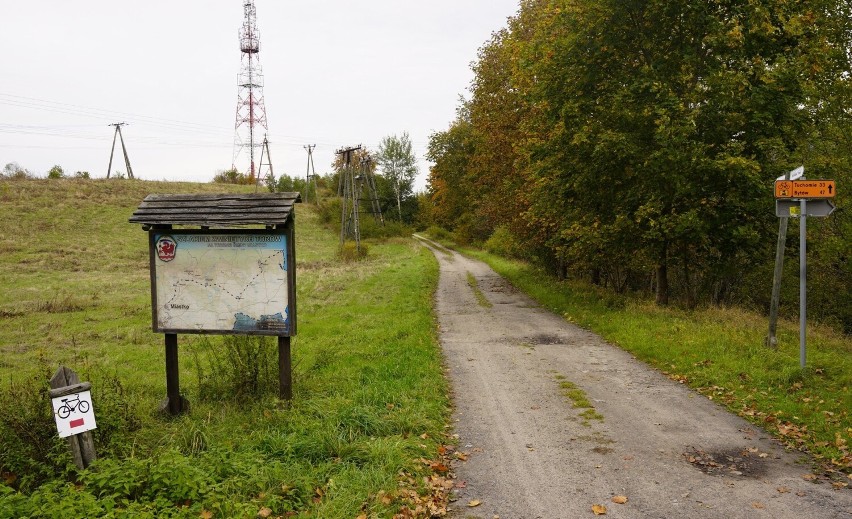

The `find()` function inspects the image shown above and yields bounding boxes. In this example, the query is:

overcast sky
[0,1,519,190]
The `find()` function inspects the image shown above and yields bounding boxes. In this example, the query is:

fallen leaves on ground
[611,495,628,504]
[752,502,765,509]
[257,507,273,518]
[393,440,457,518]
[199,511,213,519]
[468,500,482,507]
[592,504,607,515]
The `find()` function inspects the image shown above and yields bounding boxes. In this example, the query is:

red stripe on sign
[70,418,85,428]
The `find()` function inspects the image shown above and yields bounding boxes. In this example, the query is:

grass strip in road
[438,240,851,479]
[466,272,493,309]
[554,374,604,426]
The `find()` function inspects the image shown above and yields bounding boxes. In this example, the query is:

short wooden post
[164,333,187,415]
[278,336,292,402]
[49,367,97,469]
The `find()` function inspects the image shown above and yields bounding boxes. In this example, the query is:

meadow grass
[438,239,851,477]
[0,179,450,517]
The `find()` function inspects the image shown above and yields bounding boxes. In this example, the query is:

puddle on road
[501,334,567,346]
[683,446,770,479]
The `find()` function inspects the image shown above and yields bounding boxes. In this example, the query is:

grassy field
[440,242,851,482]
[0,179,451,517]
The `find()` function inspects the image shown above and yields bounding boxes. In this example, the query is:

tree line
[426,0,851,330]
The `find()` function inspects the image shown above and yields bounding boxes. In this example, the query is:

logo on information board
[156,236,177,262]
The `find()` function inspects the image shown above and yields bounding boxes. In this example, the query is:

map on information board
[151,232,290,335]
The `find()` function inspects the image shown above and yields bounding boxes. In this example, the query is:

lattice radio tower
[232,0,271,184]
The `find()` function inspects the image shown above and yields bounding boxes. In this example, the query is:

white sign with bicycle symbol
[51,390,97,438]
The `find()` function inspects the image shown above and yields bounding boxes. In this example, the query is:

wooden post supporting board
[49,367,97,469]
[279,336,292,402]
[164,333,188,415]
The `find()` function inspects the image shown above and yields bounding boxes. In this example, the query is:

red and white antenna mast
[232,0,270,184]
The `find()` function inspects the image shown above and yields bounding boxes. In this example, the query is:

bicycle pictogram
[56,393,90,419]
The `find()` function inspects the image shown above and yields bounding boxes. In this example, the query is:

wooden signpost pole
[279,336,292,402]
[164,333,183,415]
[49,367,97,469]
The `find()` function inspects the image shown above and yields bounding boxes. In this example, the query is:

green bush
[359,217,411,240]
[212,168,253,185]
[316,198,341,226]
[484,225,527,260]
[0,364,142,493]
[425,225,453,242]
[85,367,143,458]
[338,242,369,262]
[47,165,64,179]
[0,366,71,493]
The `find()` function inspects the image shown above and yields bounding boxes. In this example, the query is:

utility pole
[106,123,134,179]
[337,145,362,250]
[257,135,274,192]
[304,144,318,204]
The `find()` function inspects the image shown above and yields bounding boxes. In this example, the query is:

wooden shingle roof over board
[129,193,301,227]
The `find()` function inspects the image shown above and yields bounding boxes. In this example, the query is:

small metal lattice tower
[358,156,384,226]
[337,146,384,252]
[337,146,362,250]
[232,0,271,184]
[106,123,134,179]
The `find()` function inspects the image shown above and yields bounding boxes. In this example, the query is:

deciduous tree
[377,133,418,222]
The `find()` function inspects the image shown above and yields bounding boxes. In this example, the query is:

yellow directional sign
[775,180,836,199]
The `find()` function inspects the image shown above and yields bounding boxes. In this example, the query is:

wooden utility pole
[107,123,134,179]
[257,135,275,192]
[304,145,318,204]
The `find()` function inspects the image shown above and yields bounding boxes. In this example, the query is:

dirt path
[415,236,851,519]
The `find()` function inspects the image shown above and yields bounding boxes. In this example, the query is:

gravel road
[415,235,851,519]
